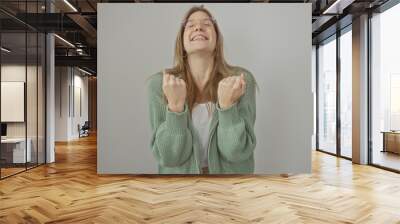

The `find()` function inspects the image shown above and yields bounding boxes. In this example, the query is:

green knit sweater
[147,67,256,174]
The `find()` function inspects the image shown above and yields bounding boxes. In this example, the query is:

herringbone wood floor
[1,134,400,224]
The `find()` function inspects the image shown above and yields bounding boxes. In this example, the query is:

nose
[194,22,203,31]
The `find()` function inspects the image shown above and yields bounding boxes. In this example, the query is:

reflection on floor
[0,162,42,178]
[373,150,400,171]
[0,167,25,178]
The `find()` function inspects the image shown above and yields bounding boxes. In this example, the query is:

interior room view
[0,0,399,223]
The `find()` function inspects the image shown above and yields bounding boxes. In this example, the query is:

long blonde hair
[165,5,235,113]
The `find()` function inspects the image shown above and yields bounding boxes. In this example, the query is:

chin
[188,47,213,54]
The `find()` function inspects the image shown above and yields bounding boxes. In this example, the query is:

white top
[191,102,215,168]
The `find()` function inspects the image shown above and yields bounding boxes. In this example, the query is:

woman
[147,5,257,174]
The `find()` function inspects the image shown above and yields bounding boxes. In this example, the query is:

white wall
[1,65,38,138]
[55,67,89,141]
[98,3,312,174]
[55,67,69,141]
[1,82,24,122]
[72,73,89,138]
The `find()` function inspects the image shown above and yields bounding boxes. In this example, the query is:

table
[1,138,32,164]
[381,131,400,154]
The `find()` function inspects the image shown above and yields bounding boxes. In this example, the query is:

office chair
[79,121,90,138]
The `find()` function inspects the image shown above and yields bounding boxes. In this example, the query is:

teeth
[192,35,207,41]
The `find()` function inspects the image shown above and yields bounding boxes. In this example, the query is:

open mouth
[190,34,208,41]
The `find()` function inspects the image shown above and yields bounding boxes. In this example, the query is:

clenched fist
[162,70,187,113]
[218,73,246,109]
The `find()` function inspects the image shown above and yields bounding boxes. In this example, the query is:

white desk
[1,138,31,163]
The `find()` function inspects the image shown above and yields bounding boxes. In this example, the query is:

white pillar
[46,1,55,163]
[352,14,369,164]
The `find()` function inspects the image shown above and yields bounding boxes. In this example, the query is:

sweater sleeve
[147,73,193,167]
[216,69,257,162]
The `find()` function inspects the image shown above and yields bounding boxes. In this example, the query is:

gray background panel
[98,3,312,174]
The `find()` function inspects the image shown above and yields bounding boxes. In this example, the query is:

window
[371,2,400,171]
[340,28,352,158]
[318,36,337,154]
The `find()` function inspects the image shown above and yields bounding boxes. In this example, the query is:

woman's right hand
[162,70,187,113]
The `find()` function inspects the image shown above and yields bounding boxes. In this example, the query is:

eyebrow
[186,18,212,22]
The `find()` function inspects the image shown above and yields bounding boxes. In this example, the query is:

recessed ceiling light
[323,0,340,14]
[78,67,92,76]
[322,0,353,15]
[54,34,75,48]
[1,47,11,53]
[63,0,78,12]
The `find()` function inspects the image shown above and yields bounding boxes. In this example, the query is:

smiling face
[170,6,233,112]
[183,11,217,56]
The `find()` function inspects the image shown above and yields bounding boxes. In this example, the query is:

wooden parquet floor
[1,134,400,224]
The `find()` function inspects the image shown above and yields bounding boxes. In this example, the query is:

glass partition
[0,1,46,179]
[1,31,28,177]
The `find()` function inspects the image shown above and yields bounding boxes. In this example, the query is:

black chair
[79,121,90,138]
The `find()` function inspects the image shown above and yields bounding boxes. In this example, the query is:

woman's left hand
[217,73,246,109]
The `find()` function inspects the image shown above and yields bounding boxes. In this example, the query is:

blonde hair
[165,5,235,113]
